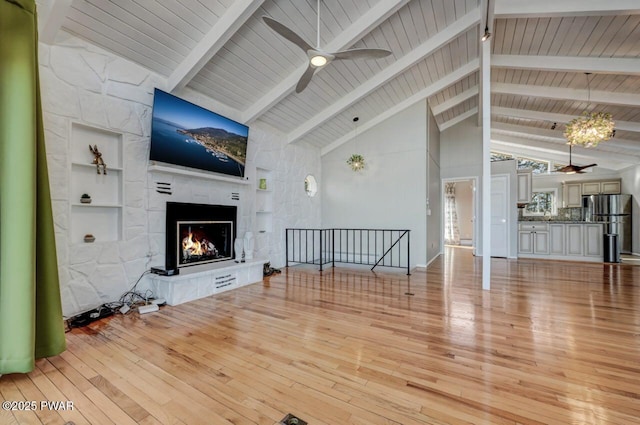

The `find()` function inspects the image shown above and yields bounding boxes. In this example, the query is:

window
[517,156,549,174]
[491,151,513,162]
[491,152,550,174]
[523,189,557,216]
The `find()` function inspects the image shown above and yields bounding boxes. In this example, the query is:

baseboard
[415,252,442,270]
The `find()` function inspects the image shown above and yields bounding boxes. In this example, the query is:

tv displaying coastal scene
[149,89,248,178]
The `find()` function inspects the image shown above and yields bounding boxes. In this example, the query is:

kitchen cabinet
[517,169,532,203]
[581,182,601,195]
[549,224,564,255]
[518,223,549,255]
[581,180,622,196]
[564,179,621,206]
[518,222,603,262]
[601,181,621,194]
[565,224,583,256]
[584,224,604,257]
[564,183,582,207]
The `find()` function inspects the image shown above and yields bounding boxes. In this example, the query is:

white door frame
[441,176,479,255]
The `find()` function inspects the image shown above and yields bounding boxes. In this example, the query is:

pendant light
[564,73,615,148]
[347,117,365,172]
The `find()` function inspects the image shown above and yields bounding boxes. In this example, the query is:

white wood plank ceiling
[36,0,640,169]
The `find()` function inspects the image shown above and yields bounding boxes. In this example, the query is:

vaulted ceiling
[35,0,640,170]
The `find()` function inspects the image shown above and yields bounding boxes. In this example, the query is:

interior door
[491,175,509,257]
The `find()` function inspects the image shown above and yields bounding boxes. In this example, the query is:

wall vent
[155,182,172,195]
[230,192,240,201]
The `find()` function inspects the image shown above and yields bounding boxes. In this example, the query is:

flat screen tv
[149,88,248,178]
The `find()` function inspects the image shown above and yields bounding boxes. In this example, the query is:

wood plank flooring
[2,247,640,424]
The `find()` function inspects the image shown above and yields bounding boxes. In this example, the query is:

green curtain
[0,0,66,374]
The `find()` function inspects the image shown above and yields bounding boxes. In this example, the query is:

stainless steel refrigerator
[582,194,632,253]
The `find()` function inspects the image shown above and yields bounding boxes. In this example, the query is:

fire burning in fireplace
[177,220,232,267]
[182,230,219,259]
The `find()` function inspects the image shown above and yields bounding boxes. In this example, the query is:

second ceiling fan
[556,144,597,174]
[262,0,392,93]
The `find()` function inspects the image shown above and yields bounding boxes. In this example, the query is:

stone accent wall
[40,33,321,317]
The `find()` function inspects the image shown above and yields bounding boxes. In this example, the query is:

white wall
[321,101,428,268]
[40,33,320,317]
[440,115,484,254]
[620,165,640,255]
[427,106,441,264]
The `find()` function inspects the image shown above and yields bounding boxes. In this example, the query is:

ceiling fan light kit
[310,55,328,67]
[262,0,391,93]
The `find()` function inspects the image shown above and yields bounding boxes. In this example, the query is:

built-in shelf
[70,123,124,244]
[71,161,123,172]
[149,163,251,185]
[71,203,122,208]
[255,167,274,233]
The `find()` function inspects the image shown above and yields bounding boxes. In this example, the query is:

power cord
[66,269,156,328]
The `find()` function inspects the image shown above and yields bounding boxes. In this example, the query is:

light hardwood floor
[2,247,640,424]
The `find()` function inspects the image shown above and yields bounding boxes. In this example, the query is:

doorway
[442,177,477,254]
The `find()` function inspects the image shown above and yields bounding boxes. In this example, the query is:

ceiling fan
[556,144,597,174]
[262,0,392,93]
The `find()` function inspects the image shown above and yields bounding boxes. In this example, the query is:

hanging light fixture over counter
[564,73,615,148]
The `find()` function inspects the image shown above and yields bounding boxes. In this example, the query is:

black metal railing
[286,228,411,275]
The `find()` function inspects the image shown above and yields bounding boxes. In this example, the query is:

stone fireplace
[165,202,237,271]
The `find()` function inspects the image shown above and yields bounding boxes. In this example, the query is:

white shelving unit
[255,167,273,233]
[69,123,124,244]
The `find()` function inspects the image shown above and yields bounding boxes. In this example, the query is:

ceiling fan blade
[262,17,313,52]
[577,163,598,171]
[295,65,316,93]
[333,48,392,60]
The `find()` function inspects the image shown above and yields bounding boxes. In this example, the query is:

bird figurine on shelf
[89,144,107,174]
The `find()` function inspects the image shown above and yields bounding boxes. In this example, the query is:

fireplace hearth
[166,202,237,271]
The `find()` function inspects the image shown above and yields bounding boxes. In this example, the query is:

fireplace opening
[165,202,237,271]
[178,221,232,267]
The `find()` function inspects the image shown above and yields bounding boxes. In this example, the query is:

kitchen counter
[518,222,604,262]
[519,220,589,224]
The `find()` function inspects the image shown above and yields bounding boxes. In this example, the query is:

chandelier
[564,111,614,147]
[347,153,365,172]
[347,117,365,172]
[564,73,614,148]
